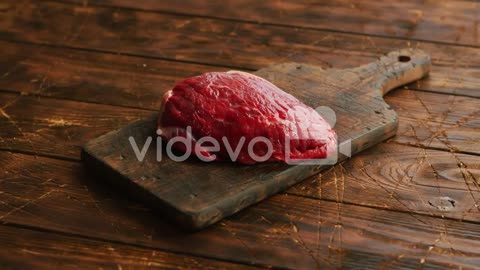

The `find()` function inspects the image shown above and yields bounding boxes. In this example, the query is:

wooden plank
[0,40,227,109]
[1,40,480,116]
[388,90,480,155]
[1,1,480,97]
[290,143,480,221]
[0,92,151,159]
[0,225,258,270]
[59,0,480,47]
[0,151,478,269]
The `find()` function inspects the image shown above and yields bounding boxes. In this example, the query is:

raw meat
[157,71,337,164]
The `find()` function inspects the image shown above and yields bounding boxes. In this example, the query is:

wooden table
[1,0,479,269]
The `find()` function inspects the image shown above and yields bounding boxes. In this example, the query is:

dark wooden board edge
[80,147,198,230]
[80,114,199,230]
[80,111,398,230]
[79,114,323,230]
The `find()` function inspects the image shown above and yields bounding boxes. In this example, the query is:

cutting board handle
[354,48,431,96]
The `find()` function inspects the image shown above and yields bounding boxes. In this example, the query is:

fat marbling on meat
[157,71,337,164]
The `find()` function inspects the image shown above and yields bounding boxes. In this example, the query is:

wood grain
[0,92,150,159]
[1,39,480,115]
[290,143,480,221]
[60,0,480,46]
[1,1,480,97]
[388,90,480,155]
[0,40,227,109]
[0,151,478,269]
[0,225,258,270]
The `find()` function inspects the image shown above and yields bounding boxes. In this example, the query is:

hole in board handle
[398,55,411,62]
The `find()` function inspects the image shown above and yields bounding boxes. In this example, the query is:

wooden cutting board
[81,48,430,230]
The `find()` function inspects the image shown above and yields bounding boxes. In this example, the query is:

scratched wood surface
[61,0,480,46]
[0,0,479,268]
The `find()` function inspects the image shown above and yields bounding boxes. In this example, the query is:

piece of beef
[157,71,337,164]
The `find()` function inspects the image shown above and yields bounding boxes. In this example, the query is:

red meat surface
[157,71,337,164]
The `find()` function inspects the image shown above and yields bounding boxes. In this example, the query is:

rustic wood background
[0,0,479,269]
